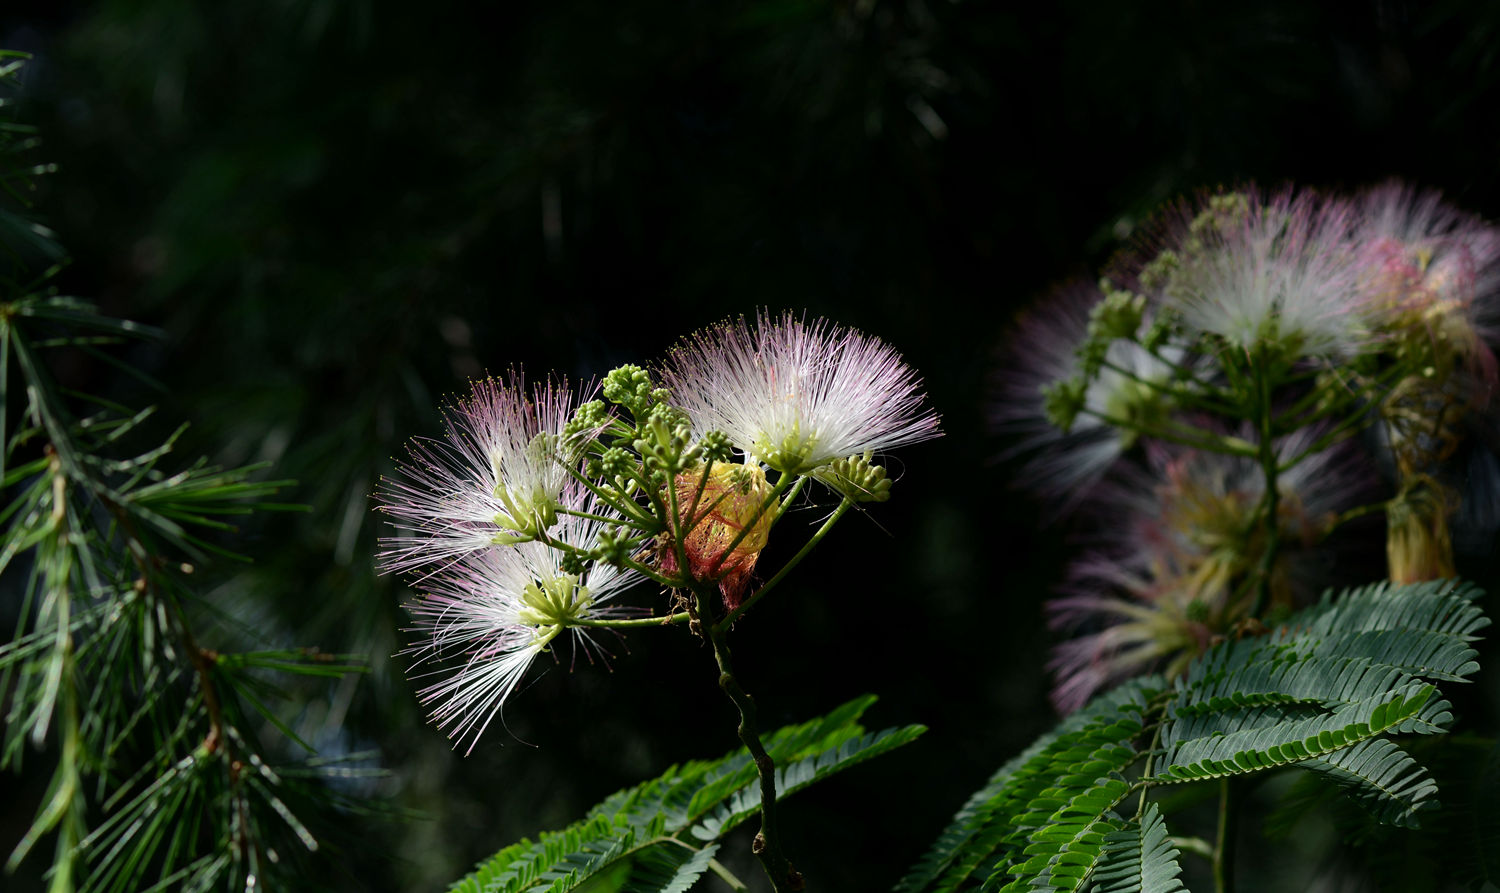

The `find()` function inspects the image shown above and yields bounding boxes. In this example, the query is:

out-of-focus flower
[658,311,940,476]
[404,508,641,753]
[1046,555,1210,714]
[1355,181,1500,383]
[658,461,778,609]
[1385,477,1457,584]
[1047,429,1368,711]
[991,281,1177,507]
[1122,190,1373,358]
[378,374,589,577]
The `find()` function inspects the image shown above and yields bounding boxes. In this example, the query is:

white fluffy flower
[658,311,940,475]
[992,281,1179,506]
[404,508,641,753]
[1154,190,1372,357]
[378,374,587,577]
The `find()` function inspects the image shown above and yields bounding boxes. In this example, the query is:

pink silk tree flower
[378,373,591,578]
[991,281,1179,509]
[403,507,642,754]
[658,311,940,476]
[1120,189,1375,359]
[1047,429,1369,712]
[1353,180,1500,393]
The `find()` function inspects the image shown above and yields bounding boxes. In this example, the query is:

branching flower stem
[1250,345,1281,621]
[720,498,853,628]
[693,585,805,893]
[1078,408,1257,457]
[1096,357,1239,416]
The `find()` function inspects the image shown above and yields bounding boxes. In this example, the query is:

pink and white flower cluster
[993,183,1500,712]
[379,314,939,750]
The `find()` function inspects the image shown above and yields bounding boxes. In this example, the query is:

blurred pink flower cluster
[994,182,1500,711]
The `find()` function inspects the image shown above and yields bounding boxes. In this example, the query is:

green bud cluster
[1042,377,1088,433]
[635,402,694,474]
[563,399,610,442]
[1183,192,1251,253]
[593,527,635,567]
[591,446,633,480]
[1089,283,1146,342]
[1140,308,1178,354]
[559,550,589,576]
[603,365,656,414]
[1138,250,1180,294]
[695,430,734,464]
[815,451,892,502]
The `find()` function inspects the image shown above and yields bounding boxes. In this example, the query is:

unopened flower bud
[815,451,891,502]
[602,364,655,412]
[696,430,734,464]
[1041,377,1088,433]
[1088,286,1146,342]
[1386,482,1456,584]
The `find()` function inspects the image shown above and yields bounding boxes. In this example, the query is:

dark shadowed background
[3,2,1500,890]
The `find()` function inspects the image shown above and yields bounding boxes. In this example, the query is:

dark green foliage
[450,695,925,893]
[894,679,1162,893]
[0,55,378,892]
[1090,805,1184,893]
[900,579,1488,893]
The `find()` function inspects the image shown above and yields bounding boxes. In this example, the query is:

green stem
[770,476,807,524]
[1326,500,1389,533]
[707,858,750,892]
[1133,721,1164,820]
[553,503,653,530]
[1096,357,1239,415]
[1173,836,1215,861]
[1213,778,1236,893]
[695,586,804,892]
[720,498,853,628]
[571,611,693,629]
[1249,345,1281,621]
[558,460,658,530]
[1078,407,1257,456]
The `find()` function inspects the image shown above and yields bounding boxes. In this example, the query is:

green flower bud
[516,573,592,630]
[815,451,892,502]
[595,446,633,479]
[1042,377,1088,433]
[593,527,634,567]
[602,364,655,412]
[563,399,610,442]
[696,430,734,464]
[1138,250,1179,293]
[1088,285,1146,342]
[559,550,589,576]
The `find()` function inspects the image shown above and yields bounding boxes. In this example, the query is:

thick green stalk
[1249,346,1281,620]
[694,586,804,892]
[1213,778,1236,893]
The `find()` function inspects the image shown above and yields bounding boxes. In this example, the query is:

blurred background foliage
[2,0,1500,890]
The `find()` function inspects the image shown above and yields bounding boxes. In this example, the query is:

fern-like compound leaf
[1090,804,1185,893]
[1297,738,1436,828]
[902,579,1489,893]
[893,678,1162,893]
[449,695,922,892]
